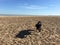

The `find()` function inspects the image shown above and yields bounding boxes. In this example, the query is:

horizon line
[0,14,60,16]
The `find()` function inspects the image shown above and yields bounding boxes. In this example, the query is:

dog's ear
[38,21,41,23]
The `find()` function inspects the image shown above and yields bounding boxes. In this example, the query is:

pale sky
[0,0,60,15]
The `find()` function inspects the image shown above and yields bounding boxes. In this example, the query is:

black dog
[35,21,42,32]
[16,30,33,38]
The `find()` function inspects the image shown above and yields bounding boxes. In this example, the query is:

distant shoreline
[0,14,60,16]
[0,16,60,17]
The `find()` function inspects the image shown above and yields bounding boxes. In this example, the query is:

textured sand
[0,16,60,45]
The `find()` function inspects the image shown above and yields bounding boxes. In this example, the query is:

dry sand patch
[0,16,60,45]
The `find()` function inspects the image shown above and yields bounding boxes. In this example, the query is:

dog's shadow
[16,29,34,39]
